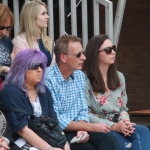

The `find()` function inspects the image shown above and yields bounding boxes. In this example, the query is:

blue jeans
[110,124,150,150]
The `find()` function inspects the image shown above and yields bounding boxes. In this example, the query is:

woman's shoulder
[0,36,13,50]
[13,33,26,43]
[1,84,22,94]
[84,73,90,82]
[117,71,125,80]
[44,85,50,93]
[1,35,11,42]
[0,84,25,104]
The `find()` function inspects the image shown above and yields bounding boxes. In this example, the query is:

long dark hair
[82,35,120,93]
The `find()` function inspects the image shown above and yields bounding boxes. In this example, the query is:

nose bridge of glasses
[77,50,85,58]
[0,26,12,31]
[81,52,86,59]
[1,29,7,35]
[37,66,42,70]
[1,28,6,31]
[38,63,43,69]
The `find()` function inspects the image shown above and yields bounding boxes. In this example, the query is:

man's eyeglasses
[99,45,116,54]
[0,26,12,31]
[63,50,85,58]
[28,63,43,70]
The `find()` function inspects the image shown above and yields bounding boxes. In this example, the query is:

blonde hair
[0,3,14,35]
[18,0,52,52]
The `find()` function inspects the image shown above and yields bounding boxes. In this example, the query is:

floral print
[85,71,130,126]
[117,97,123,107]
[118,83,122,89]
[121,90,125,97]
[94,92,108,106]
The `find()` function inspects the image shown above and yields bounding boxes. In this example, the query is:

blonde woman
[13,0,55,66]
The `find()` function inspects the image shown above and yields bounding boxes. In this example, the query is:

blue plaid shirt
[46,63,89,130]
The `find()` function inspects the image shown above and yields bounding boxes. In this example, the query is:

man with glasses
[46,35,120,150]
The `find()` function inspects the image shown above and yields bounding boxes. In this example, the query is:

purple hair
[3,49,47,93]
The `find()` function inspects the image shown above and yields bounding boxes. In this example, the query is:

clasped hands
[93,119,135,137]
[111,119,136,136]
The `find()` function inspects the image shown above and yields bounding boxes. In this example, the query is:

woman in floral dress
[83,34,150,150]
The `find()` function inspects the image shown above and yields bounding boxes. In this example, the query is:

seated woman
[0,49,69,150]
[83,34,150,150]
[0,4,22,150]
[0,3,14,86]
[13,0,55,66]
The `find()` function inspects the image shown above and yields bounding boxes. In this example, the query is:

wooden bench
[129,109,150,118]
[129,109,150,127]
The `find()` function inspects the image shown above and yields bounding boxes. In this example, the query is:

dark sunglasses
[63,50,85,58]
[28,63,43,70]
[0,26,12,31]
[99,45,116,54]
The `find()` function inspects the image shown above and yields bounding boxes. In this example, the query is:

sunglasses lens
[104,48,112,54]
[28,63,43,70]
[6,26,12,30]
[0,26,12,31]
[76,52,82,58]
[103,45,116,54]
[0,26,5,30]
[31,65,40,70]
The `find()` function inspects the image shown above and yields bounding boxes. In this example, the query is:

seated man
[46,35,120,150]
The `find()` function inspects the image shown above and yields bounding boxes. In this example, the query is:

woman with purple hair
[0,49,70,150]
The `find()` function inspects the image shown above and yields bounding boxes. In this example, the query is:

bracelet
[47,146,53,150]
[111,123,116,131]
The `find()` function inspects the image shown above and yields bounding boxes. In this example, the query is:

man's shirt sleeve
[46,75,71,130]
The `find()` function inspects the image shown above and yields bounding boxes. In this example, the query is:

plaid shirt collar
[53,63,75,83]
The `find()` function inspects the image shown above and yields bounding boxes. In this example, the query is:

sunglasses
[99,45,116,54]
[28,63,43,70]
[0,26,12,31]
[63,50,85,58]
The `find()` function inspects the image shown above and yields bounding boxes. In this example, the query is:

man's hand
[92,123,111,132]
[0,137,10,150]
[76,131,89,143]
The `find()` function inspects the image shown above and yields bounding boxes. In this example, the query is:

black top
[0,35,13,66]
[38,39,53,67]
[0,36,13,80]
[0,84,58,140]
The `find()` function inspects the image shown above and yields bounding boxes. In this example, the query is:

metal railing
[2,0,126,48]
